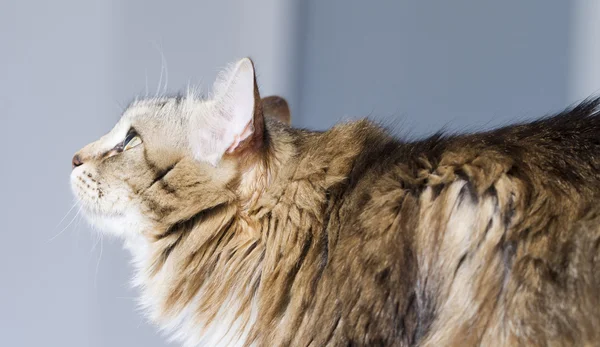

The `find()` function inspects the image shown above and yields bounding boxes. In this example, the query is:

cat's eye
[124,135,142,150]
[122,129,142,151]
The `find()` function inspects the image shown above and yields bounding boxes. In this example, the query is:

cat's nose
[72,154,84,169]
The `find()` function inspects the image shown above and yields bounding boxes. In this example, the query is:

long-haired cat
[71,58,600,346]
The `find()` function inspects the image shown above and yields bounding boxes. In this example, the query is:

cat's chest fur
[126,237,256,347]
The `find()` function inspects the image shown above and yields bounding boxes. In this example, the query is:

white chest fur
[125,238,255,347]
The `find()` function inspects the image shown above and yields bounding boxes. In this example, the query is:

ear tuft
[189,58,261,166]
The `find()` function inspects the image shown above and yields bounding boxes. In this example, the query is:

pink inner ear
[226,120,255,153]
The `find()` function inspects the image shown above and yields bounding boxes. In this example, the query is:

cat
[71,57,600,347]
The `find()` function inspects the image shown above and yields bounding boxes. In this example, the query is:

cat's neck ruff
[125,226,257,347]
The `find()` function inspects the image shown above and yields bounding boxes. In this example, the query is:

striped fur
[71,58,600,346]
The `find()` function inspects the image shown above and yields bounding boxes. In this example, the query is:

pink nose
[72,154,84,169]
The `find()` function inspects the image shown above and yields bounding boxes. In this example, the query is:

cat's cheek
[98,183,130,212]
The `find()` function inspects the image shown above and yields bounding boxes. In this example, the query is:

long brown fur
[147,102,600,346]
[73,59,600,346]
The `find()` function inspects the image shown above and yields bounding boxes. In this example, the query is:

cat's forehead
[123,97,187,122]
[119,96,206,132]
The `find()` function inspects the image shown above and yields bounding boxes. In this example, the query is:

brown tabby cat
[70,58,600,347]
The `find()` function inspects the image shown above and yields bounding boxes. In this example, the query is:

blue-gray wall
[297,1,572,135]
[1,1,596,346]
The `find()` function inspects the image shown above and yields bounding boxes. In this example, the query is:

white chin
[81,208,143,238]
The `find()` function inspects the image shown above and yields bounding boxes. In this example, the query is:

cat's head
[70,58,290,238]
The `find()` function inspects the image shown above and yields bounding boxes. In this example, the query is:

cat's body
[71,58,600,346]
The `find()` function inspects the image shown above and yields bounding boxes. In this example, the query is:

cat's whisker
[48,205,82,243]
[94,234,104,289]
[145,68,149,98]
[157,68,163,97]
[73,212,84,247]
[160,47,168,95]
[89,229,102,259]
[52,200,79,230]
[114,100,125,113]
[152,41,166,96]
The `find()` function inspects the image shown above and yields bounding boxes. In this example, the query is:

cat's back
[313,99,600,346]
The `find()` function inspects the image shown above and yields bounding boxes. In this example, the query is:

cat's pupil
[124,128,137,143]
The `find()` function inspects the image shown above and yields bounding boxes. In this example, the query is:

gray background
[2,1,599,346]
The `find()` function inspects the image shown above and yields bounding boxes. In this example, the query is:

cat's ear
[190,57,264,165]
[262,96,291,125]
